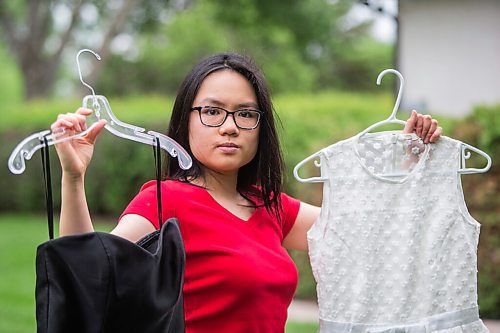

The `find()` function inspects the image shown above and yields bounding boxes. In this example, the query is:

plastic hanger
[293,69,491,183]
[293,151,327,183]
[294,69,405,183]
[352,69,430,180]
[8,49,192,175]
[459,143,491,174]
[357,69,407,137]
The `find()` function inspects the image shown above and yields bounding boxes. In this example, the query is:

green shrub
[452,104,500,318]
[0,95,174,215]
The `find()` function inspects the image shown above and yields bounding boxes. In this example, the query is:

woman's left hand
[403,110,442,144]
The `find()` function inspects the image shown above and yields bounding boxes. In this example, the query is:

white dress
[308,132,489,333]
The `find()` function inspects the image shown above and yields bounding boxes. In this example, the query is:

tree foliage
[98,0,393,95]
[0,0,393,100]
[0,0,177,99]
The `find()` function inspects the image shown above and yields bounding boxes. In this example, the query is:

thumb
[85,119,107,144]
[403,110,417,133]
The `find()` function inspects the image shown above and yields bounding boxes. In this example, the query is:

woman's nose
[218,114,239,135]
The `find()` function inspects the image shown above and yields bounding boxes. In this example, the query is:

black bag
[35,137,185,333]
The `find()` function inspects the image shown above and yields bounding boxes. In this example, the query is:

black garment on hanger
[35,136,185,333]
[35,220,185,333]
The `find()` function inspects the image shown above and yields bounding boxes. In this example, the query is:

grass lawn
[0,214,48,332]
[0,214,113,332]
[0,214,318,332]
[286,321,319,332]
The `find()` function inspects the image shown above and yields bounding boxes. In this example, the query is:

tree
[98,0,390,95]
[0,0,392,99]
[0,0,174,100]
[187,0,390,92]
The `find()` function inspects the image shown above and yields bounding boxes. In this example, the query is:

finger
[64,113,87,132]
[63,114,82,132]
[425,119,438,143]
[420,115,432,142]
[51,115,74,132]
[415,113,424,137]
[76,113,88,131]
[75,107,93,116]
[429,126,443,143]
[403,110,418,134]
[51,115,78,139]
[72,109,92,131]
[85,119,107,145]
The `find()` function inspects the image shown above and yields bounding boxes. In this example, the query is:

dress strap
[153,136,163,228]
[40,135,54,240]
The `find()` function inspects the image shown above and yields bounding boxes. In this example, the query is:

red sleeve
[119,180,165,230]
[280,192,301,239]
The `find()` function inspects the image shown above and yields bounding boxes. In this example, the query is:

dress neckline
[198,186,259,223]
[352,131,430,184]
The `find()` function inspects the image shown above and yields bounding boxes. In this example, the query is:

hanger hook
[377,69,404,121]
[76,48,101,111]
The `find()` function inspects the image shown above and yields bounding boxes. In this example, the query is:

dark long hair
[163,53,285,217]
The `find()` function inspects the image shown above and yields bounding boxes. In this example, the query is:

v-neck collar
[199,186,260,223]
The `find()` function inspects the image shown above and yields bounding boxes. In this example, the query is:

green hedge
[450,105,500,318]
[0,95,175,215]
[1,94,498,317]
[0,92,397,214]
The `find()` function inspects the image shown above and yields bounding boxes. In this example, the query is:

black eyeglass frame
[191,106,263,130]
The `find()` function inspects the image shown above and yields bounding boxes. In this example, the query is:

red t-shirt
[120,180,301,333]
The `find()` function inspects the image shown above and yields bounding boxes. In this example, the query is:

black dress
[35,218,185,333]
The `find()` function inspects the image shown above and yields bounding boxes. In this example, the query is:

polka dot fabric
[308,133,489,332]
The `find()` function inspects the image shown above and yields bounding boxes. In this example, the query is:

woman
[51,53,442,332]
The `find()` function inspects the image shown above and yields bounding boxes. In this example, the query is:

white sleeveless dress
[308,133,489,333]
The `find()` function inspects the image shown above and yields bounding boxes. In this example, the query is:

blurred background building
[398,0,500,116]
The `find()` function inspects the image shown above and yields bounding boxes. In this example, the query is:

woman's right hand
[50,108,107,180]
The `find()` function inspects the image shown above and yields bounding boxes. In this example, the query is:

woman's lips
[216,142,239,153]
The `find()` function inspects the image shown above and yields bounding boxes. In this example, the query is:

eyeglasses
[191,106,262,130]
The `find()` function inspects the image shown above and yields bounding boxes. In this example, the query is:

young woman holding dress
[51,53,442,332]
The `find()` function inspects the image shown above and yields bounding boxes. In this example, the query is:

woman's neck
[190,170,255,218]
[191,169,239,198]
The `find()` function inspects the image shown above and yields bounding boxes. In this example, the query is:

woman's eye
[238,111,254,118]
[204,107,220,116]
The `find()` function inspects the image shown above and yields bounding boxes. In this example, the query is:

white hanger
[293,69,405,183]
[293,69,491,182]
[357,69,407,137]
[459,143,491,174]
[293,151,327,183]
[8,49,192,175]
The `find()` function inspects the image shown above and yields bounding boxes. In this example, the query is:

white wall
[399,0,500,117]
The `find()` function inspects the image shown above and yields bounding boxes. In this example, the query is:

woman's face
[189,69,260,176]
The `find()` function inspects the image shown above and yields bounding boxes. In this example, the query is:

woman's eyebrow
[199,98,258,109]
[237,102,259,109]
[199,98,224,106]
